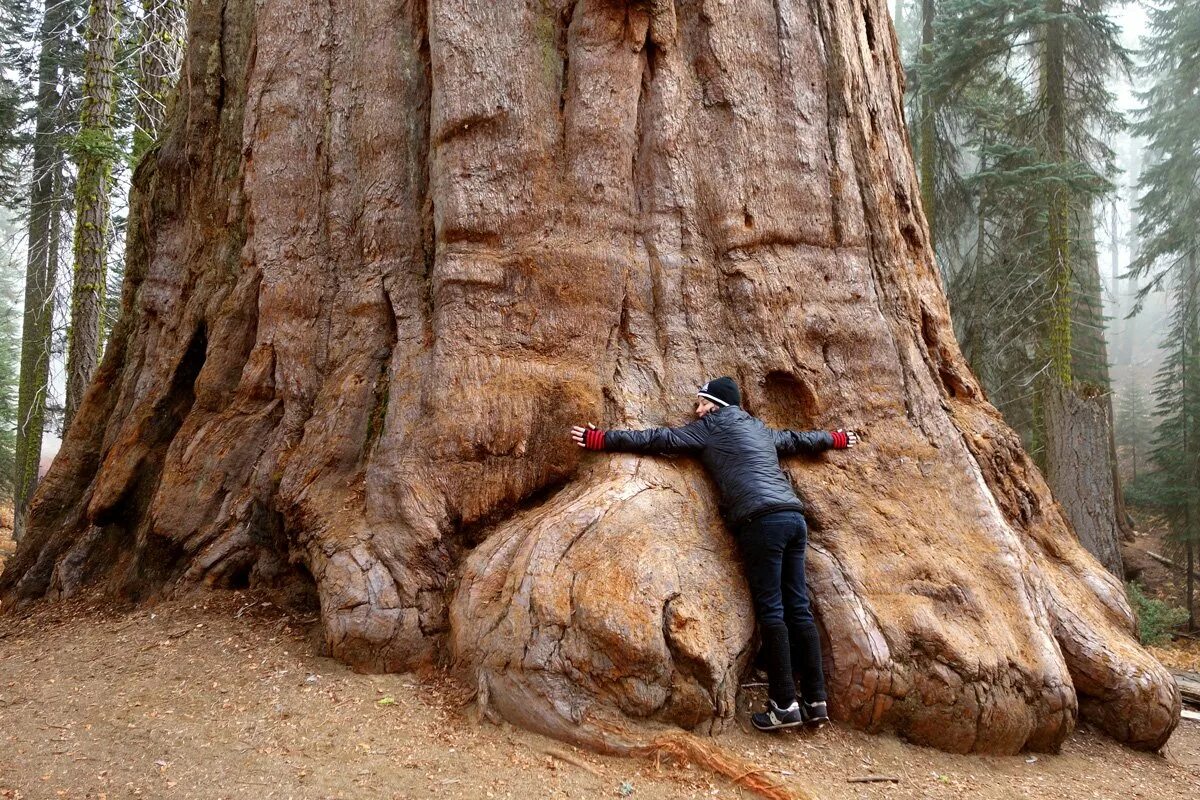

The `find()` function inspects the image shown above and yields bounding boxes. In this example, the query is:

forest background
[0,0,1195,639]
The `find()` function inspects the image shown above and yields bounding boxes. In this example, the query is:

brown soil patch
[1,594,1197,800]
[1123,513,1193,604]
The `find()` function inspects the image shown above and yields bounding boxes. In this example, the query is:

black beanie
[697,376,740,408]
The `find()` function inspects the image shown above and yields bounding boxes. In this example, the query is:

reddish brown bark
[0,0,1178,754]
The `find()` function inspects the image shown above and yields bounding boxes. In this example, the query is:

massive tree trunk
[0,0,1178,755]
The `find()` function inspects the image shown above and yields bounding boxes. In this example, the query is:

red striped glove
[830,429,859,449]
[572,424,607,450]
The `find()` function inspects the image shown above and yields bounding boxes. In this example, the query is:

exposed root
[475,671,812,800]
[632,730,815,800]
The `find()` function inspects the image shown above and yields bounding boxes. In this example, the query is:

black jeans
[739,510,827,704]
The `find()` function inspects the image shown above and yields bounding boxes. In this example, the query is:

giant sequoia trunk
[0,0,1179,755]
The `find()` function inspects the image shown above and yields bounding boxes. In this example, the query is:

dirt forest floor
[1123,514,1195,614]
[0,591,1196,800]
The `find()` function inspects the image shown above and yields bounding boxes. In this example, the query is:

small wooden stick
[732,767,773,782]
[1147,551,1200,582]
[542,747,604,777]
[847,775,901,783]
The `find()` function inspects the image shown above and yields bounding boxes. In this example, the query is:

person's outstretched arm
[773,427,860,455]
[571,418,709,455]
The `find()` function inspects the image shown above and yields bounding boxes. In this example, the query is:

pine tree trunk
[1105,200,1135,539]
[1043,0,1071,387]
[63,0,120,432]
[1038,8,1128,576]
[1045,385,1124,577]
[1108,393,1135,542]
[1057,210,1129,561]
[0,0,1178,754]
[1110,200,1119,297]
[13,3,71,541]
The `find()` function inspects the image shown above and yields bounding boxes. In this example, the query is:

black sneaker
[751,700,803,731]
[802,700,829,726]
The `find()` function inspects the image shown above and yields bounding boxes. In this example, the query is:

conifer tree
[132,0,184,162]
[1145,260,1200,627]
[63,0,119,432]
[912,0,1128,571]
[1131,0,1200,626]
[923,0,1125,431]
[12,0,81,537]
[1129,0,1200,304]
[1117,369,1152,484]
[0,0,33,203]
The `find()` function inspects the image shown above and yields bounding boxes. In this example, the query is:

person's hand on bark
[571,423,606,450]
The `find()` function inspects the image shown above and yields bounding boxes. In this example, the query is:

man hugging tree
[571,377,859,731]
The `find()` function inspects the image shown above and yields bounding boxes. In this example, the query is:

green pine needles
[1127,581,1189,646]
[1129,0,1200,626]
[64,128,124,163]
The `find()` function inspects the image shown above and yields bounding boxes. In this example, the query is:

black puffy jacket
[603,405,835,527]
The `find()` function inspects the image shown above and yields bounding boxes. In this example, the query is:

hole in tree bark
[87,323,209,598]
[757,370,820,427]
[919,305,974,399]
[221,554,255,590]
[151,322,209,446]
[556,1,576,113]
[265,555,320,617]
[123,529,191,600]
[92,323,209,529]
